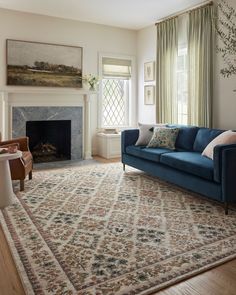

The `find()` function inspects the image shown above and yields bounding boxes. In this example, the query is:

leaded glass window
[101,57,131,128]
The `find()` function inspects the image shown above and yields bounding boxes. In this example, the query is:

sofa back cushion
[175,126,199,150]
[167,125,199,151]
[193,128,224,153]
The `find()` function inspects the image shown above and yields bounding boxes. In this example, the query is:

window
[157,9,212,127]
[99,56,132,128]
[177,46,188,124]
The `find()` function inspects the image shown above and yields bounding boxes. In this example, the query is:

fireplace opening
[26,120,71,163]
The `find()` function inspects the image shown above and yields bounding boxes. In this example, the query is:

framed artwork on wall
[144,61,155,82]
[6,39,83,88]
[144,85,155,105]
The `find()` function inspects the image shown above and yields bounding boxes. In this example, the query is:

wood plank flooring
[0,225,25,295]
[154,259,236,295]
[0,156,236,295]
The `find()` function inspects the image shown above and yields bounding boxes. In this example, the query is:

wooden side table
[0,150,22,208]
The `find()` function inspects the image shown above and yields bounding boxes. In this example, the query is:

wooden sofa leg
[29,171,32,180]
[123,163,125,171]
[224,202,229,215]
[20,180,24,191]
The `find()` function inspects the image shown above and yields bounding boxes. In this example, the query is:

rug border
[2,207,236,295]
[1,164,236,295]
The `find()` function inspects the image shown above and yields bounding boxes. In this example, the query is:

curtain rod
[155,0,213,25]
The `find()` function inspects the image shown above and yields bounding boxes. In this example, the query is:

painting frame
[144,61,155,82]
[6,39,83,88]
[144,85,155,105]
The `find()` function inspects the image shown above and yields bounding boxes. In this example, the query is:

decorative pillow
[135,123,166,146]
[147,127,180,149]
[202,130,236,159]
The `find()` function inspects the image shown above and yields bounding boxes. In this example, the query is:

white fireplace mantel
[0,87,95,95]
[0,87,97,160]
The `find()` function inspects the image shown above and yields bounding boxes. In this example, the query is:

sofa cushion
[193,128,224,153]
[202,130,236,159]
[126,145,172,162]
[160,152,214,181]
[147,127,180,149]
[175,126,199,150]
[135,123,166,146]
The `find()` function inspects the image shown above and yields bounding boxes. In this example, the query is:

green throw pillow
[147,127,179,149]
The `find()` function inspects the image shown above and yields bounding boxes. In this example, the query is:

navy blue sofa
[121,126,236,214]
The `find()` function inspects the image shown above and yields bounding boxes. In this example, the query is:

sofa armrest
[0,137,29,151]
[213,144,236,201]
[222,147,236,203]
[121,129,139,154]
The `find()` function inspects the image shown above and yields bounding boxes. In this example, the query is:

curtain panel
[156,18,178,124]
[156,3,214,127]
[188,5,214,127]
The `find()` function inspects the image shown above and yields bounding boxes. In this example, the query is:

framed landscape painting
[6,39,83,88]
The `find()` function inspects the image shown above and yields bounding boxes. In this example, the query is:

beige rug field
[1,163,236,294]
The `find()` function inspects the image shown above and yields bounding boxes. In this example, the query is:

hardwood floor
[1,156,236,295]
[0,225,25,295]
[154,259,236,295]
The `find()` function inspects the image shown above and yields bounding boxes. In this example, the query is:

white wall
[137,0,236,130]
[137,25,156,124]
[213,0,236,129]
[0,8,137,153]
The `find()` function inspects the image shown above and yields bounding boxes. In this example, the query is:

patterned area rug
[1,163,236,295]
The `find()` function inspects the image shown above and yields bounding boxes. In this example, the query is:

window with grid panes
[101,57,131,128]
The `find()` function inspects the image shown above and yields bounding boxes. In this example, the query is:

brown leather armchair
[0,135,33,191]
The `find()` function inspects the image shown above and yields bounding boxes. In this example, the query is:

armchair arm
[0,137,29,151]
[0,142,20,149]
[121,129,139,154]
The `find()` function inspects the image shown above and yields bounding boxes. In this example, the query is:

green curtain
[156,17,178,123]
[188,5,214,127]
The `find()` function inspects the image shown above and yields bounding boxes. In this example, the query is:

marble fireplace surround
[0,88,96,159]
[13,106,82,160]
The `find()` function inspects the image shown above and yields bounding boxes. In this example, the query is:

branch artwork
[215,0,236,92]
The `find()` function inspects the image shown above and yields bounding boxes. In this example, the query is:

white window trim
[98,52,136,130]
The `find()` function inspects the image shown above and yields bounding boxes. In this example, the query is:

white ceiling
[0,0,206,30]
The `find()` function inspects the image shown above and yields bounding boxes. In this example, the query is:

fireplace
[11,106,83,160]
[26,120,71,163]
